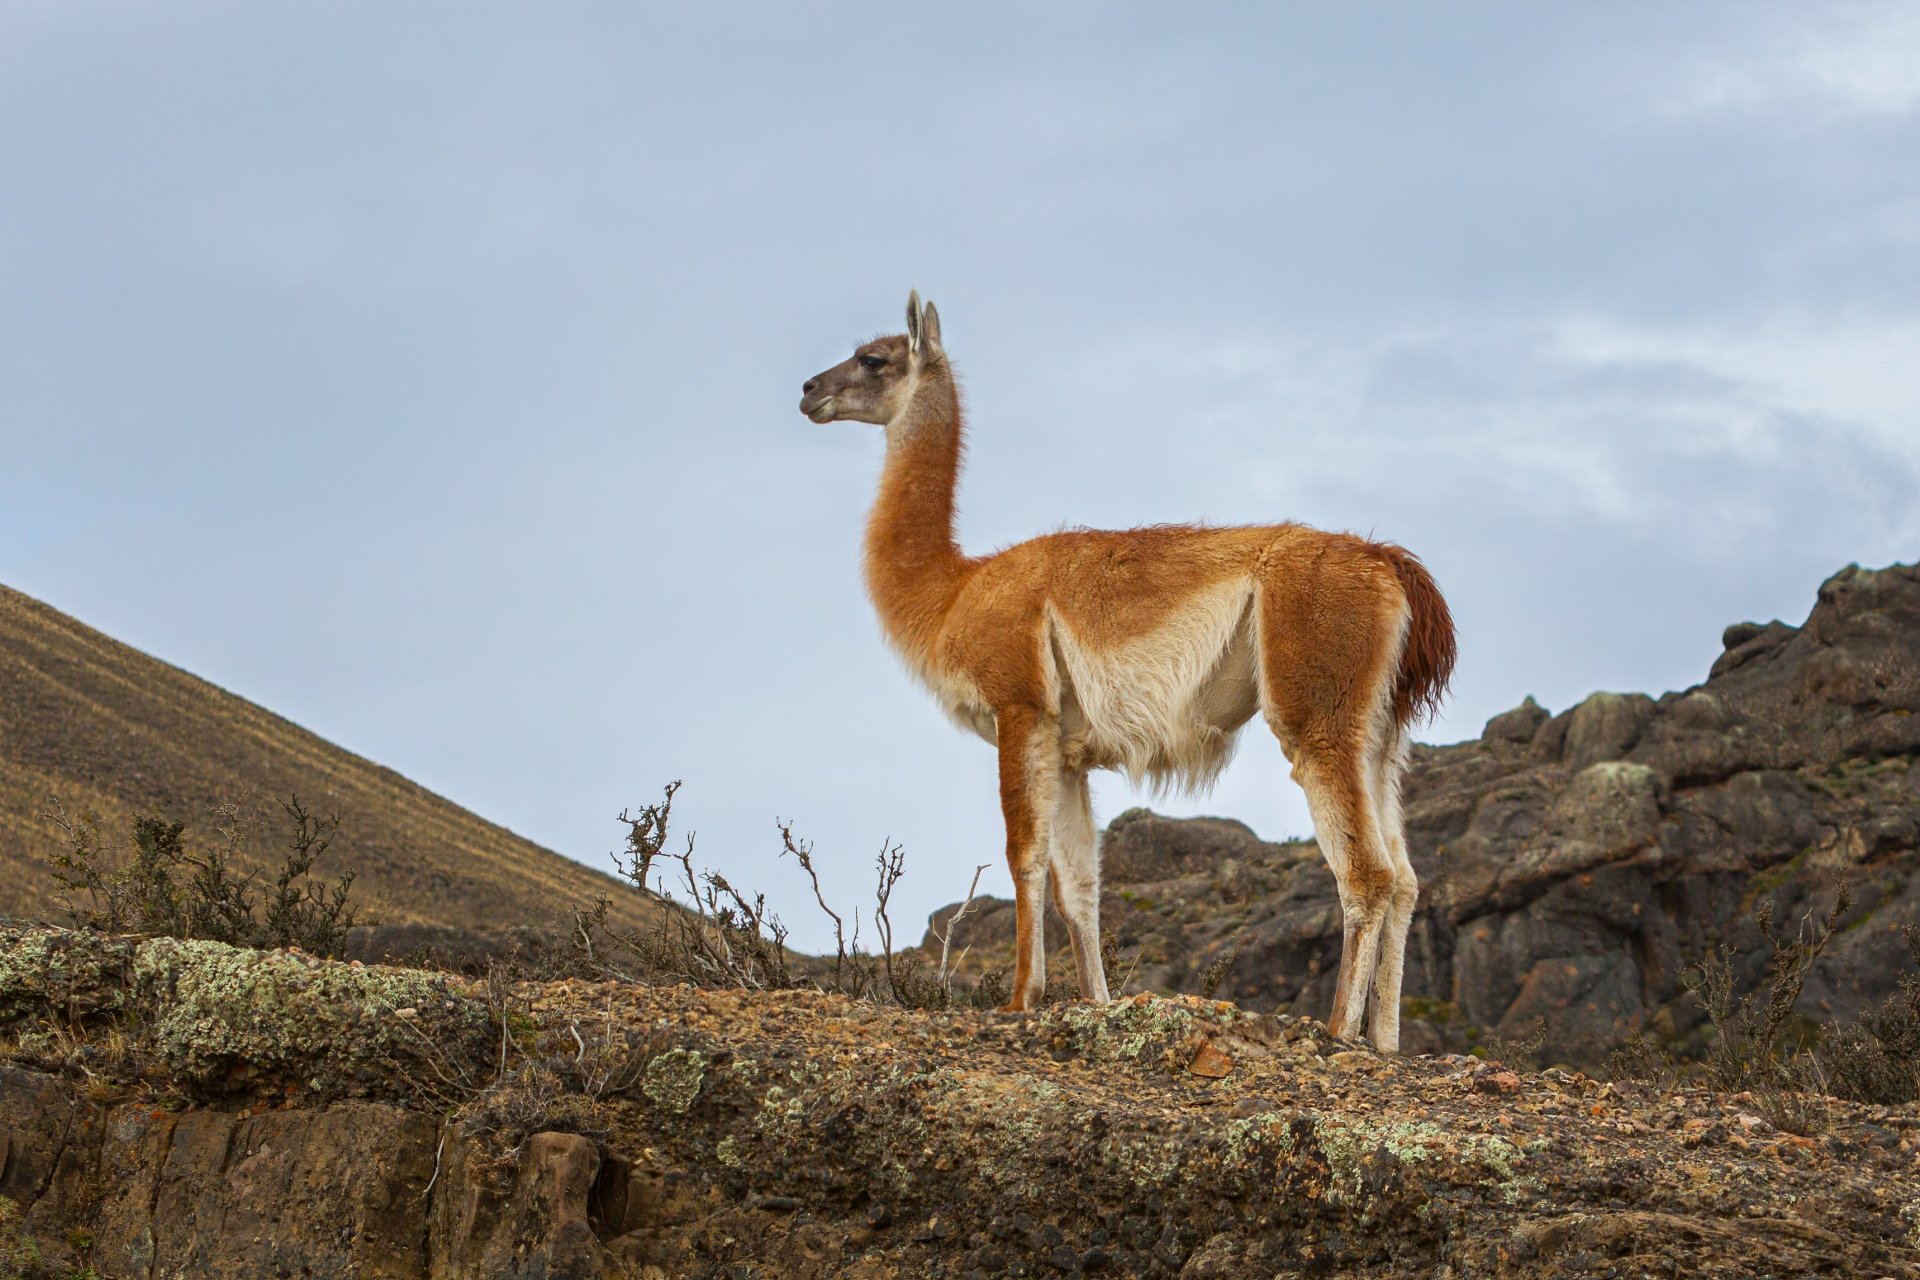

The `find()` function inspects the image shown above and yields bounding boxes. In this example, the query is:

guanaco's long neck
[863,361,969,663]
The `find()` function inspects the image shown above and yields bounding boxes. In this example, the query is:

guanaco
[798,293,1454,1051]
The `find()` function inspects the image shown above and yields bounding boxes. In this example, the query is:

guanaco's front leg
[995,706,1059,1011]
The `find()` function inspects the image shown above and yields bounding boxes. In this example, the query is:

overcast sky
[3,4,1917,948]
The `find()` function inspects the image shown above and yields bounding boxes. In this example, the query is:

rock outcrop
[927,562,1920,1066]
[4,930,1919,1278]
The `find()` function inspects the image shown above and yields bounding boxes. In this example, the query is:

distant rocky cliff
[929,562,1920,1066]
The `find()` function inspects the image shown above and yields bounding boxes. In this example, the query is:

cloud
[1078,311,1920,566]
[1666,3,1920,118]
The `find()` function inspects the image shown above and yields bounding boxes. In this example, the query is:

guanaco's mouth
[801,396,837,423]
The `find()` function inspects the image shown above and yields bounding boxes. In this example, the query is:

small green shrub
[47,797,358,957]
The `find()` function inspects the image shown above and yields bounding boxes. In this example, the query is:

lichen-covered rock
[1,928,495,1100]
[132,936,494,1097]
[639,1045,707,1114]
[0,924,133,1022]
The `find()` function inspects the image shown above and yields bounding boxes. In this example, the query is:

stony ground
[556,980,1920,1278]
[3,927,1918,1278]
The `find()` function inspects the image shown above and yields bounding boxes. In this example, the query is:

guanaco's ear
[920,299,942,351]
[906,289,924,355]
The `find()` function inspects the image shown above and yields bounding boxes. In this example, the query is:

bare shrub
[933,864,990,987]
[1101,928,1143,1000]
[1687,882,1850,1134]
[454,996,644,1168]
[378,952,646,1176]
[1589,883,1920,1116]
[778,820,878,999]
[569,782,995,1009]
[1477,1018,1548,1070]
[1819,922,1920,1105]
[972,967,1010,1010]
[1604,1030,1679,1093]
[568,782,792,991]
[1198,943,1240,1000]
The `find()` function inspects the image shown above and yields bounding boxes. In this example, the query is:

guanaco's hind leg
[1365,728,1418,1052]
[1048,769,1110,1003]
[1258,569,1407,1045]
[996,706,1060,1012]
[1288,743,1396,1041]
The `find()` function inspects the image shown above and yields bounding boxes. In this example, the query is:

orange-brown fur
[799,294,1456,1050]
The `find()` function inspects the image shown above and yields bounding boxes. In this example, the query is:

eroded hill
[0,583,647,933]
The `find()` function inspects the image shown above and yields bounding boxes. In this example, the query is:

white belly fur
[1046,578,1261,794]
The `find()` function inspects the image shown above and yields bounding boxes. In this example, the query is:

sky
[3,3,1917,949]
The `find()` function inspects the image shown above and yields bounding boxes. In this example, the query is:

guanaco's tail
[1371,543,1457,729]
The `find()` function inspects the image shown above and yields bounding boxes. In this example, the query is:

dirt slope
[0,583,647,932]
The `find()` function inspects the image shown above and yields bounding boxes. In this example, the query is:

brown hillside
[0,583,649,934]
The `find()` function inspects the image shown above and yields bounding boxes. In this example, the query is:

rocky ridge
[3,925,1918,1278]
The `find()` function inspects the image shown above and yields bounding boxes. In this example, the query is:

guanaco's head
[799,291,943,425]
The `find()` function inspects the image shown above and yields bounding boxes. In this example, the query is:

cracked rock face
[0,1063,614,1280]
[927,561,1920,1067]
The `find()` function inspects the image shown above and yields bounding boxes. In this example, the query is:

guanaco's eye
[859,354,885,371]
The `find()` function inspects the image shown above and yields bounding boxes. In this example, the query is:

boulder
[1483,696,1549,744]
[1560,692,1656,769]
